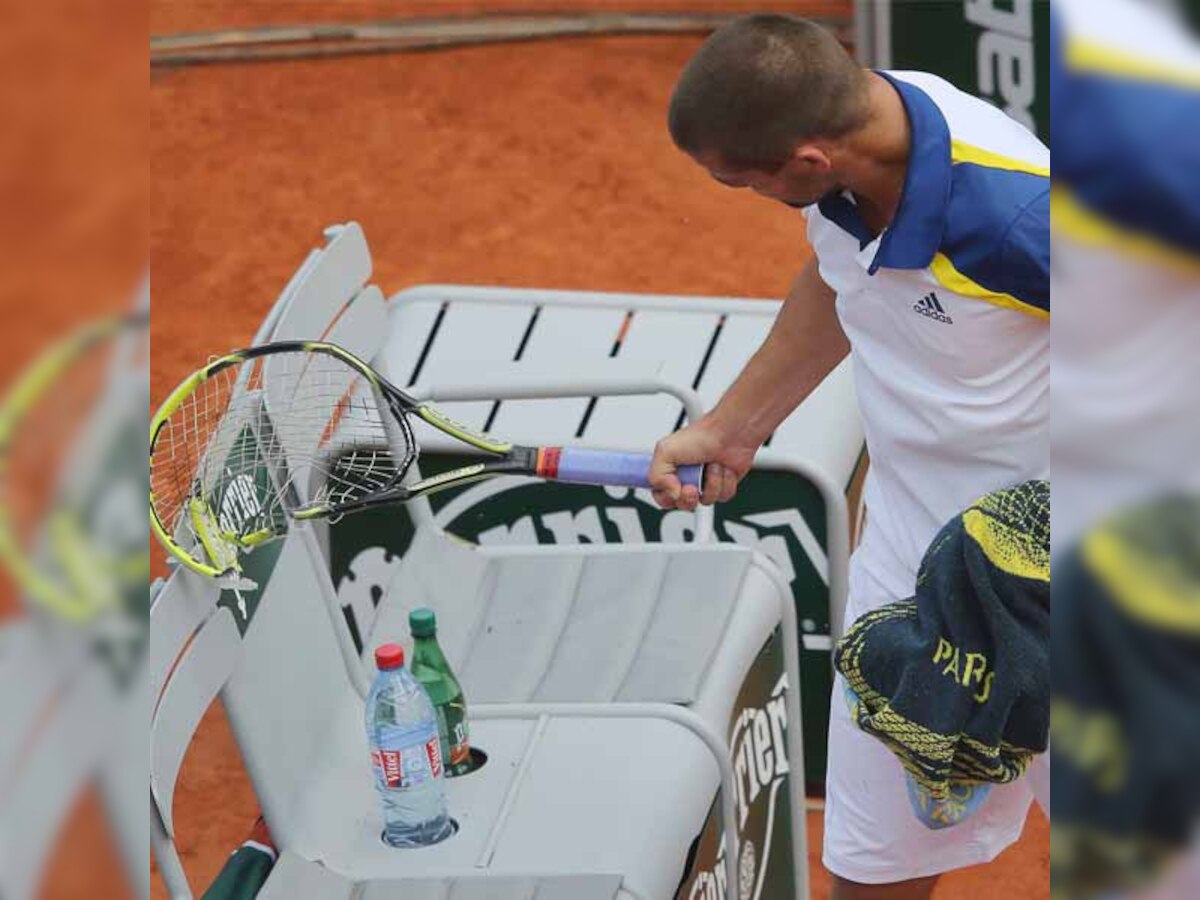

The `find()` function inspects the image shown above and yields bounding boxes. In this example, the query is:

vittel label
[371,723,442,788]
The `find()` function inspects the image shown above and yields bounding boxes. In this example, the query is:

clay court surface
[149,3,1049,897]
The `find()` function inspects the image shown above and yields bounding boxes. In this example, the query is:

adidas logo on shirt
[913,292,953,324]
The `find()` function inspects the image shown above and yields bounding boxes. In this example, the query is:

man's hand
[648,415,758,512]
[647,258,845,513]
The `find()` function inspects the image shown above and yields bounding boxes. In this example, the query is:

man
[648,15,1049,899]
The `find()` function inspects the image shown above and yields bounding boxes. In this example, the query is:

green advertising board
[329,452,848,792]
[866,0,1050,142]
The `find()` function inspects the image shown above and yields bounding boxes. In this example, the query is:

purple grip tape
[555,448,704,490]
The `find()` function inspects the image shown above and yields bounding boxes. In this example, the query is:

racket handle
[538,447,704,490]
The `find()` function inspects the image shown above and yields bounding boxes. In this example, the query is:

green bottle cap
[409,607,438,638]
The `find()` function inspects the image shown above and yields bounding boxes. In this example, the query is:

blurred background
[4,0,1198,897]
[0,0,145,898]
[1051,1,1200,898]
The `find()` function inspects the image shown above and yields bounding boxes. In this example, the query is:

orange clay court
[149,3,1049,898]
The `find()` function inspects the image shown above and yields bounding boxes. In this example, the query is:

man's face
[695,149,839,209]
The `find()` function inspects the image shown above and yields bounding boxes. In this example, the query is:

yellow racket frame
[150,340,512,578]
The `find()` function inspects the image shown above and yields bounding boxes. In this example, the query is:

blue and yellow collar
[817,72,952,274]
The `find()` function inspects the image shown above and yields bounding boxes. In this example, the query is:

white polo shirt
[805,71,1050,610]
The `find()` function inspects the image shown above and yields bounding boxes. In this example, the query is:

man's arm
[649,254,849,510]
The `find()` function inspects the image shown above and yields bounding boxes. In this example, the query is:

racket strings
[150,349,417,562]
[151,365,249,540]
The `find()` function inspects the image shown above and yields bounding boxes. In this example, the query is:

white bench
[155,526,805,898]
[149,222,862,899]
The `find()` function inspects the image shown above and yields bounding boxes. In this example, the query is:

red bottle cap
[374,643,405,671]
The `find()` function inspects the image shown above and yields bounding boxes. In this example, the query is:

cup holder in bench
[380,817,459,849]
[447,747,488,779]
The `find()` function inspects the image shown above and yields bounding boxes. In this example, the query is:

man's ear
[792,144,833,174]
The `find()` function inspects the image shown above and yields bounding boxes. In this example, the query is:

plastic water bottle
[366,643,454,848]
[409,608,472,777]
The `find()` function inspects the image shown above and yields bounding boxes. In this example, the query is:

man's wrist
[704,404,768,450]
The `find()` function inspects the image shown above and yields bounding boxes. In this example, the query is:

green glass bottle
[408,608,472,777]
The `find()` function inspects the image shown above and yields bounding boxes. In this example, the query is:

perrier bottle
[408,608,472,777]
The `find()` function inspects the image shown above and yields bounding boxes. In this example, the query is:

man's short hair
[668,14,868,171]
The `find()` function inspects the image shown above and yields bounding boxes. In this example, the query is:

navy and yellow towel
[834,480,1050,829]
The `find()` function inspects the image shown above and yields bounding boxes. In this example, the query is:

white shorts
[823,557,1037,884]
[823,674,1036,883]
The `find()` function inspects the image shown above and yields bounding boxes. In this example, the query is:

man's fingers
[698,464,742,506]
[718,467,740,503]
[651,487,678,510]
[700,465,723,505]
[653,473,682,502]
[661,468,738,509]
[649,439,685,502]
